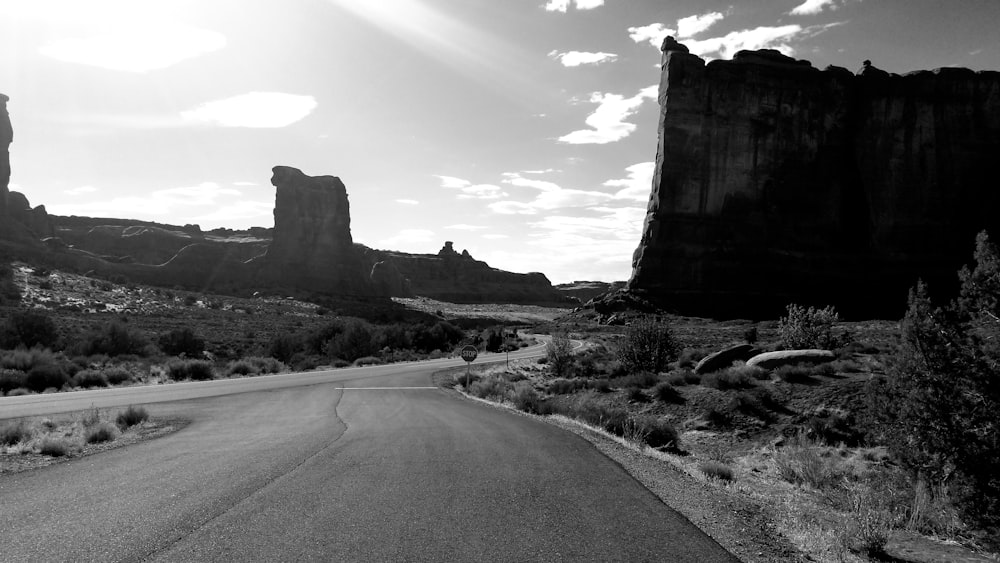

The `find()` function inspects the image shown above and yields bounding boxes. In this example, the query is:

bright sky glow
[3,0,998,283]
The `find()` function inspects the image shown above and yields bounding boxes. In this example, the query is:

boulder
[746,350,835,370]
[628,41,1000,319]
[695,344,757,374]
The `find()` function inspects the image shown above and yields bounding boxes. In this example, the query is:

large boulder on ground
[695,343,757,374]
[746,349,835,370]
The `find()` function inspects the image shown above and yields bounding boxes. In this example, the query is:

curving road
[0,343,737,562]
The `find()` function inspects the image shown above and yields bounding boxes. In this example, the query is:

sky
[2,0,998,284]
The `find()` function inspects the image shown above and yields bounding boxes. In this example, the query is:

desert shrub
[703,407,731,428]
[103,367,132,385]
[116,405,149,428]
[729,362,769,381]
[807,410,862,446]
[635,415,680,450]
[617,317,678,374]
[166,359,214,381]
[7,388,31,396]
[774,364,814,384]
[728,391,771,420]
[24,363,69,392]
[0,260,20,304]
[38,436,72,456]
[653,382,684,404]
[778,303,843,350]
[468,375,511,401]
[625,386,648,403]
[569,392,630,434]
[158,327,205,357]
[74,321,150,357]
[268,333,303,363]
[330,359,351,369]
[353,356,383,366]
[0,346,60,372]
[72,369,108,388]
[699,461,735,481]
[325,319,378,362]
[866,232,1000,532]
[546,333,574,378]
[245,356,284,374]
[675,348,706,369]
[701,369,753,390]
[227,360,255,376]
[85,422,117,444]
[0,368,26,395]
[510,382,551,414]
[588,379,611,393]
[610,370,659,389]
[0,309,59,350]
[838,481,896,558]
[547,378,587,395]
[774,438,843,490]
[0,420,30,446]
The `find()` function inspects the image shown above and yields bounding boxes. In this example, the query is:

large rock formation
[629,39,1000,318]
[261,166,374,295]
[371,242,572,305]
[1,93,11,218]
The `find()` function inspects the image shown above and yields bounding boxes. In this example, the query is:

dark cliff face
[262,166,374,296]
[1,93,10,218]
[629,42,1000,319]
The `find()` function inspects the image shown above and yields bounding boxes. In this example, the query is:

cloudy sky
[2,0,998,283]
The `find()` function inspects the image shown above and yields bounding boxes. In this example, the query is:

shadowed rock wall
[629,40,1000,318]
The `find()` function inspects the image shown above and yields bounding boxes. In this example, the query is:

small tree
[866,231,1000,533]
[617,317,678,373]
[777,303,842,349]
[1,310,59,350]
[546,332,574,377]
[158,327,205,357]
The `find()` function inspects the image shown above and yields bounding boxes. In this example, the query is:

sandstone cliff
[628,39,1000,318]
[369,242,572,306]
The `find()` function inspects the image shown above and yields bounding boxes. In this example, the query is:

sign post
[460,345,478,389]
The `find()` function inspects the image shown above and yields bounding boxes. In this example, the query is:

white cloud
[445,224,487,231]
[379,229,436,252]
[181,92,317,128]
[490,173,614,215]
[489,201,538,215]
[44,183,270,227]
[549,50,618,67]
[434,175,470,188]
[677,12,725,38]
[40,24,226,72]
[686,25,804,59]
[544,0,604,12]
[790,0,836,15]
[395,199,419,205]
[482,234,509,240]
[436,175,507,200]
[64,185,98,196]
[628,23,675,48]
[558,85,658,145]
[604,162,654,203]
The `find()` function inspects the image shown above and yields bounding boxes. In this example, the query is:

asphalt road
[0,345,738,562]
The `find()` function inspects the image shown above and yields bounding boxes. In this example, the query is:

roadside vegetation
[0,265,538,397]
[444,232,1000,563]
[1,404,160,471]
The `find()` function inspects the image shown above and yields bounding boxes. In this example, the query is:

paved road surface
[0,346,737,562]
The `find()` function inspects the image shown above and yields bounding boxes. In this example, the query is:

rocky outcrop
[554,281,626,303]
[629,39,1000,318]
[695,344,757,374]
[1,93,10,218]
[746,350,835,370]
[261,166,374,295]
[371,242,572,305]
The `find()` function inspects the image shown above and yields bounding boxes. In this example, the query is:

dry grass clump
[0,420,31,446]
[38,436,72,456]
[84,422,117,444]
[116,405,149,429]
[698,461,735,482]
[165,359,214,381]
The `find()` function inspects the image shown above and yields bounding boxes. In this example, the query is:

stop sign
[460,345,478,362]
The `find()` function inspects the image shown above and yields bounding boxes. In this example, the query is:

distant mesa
[624,40,1000,318]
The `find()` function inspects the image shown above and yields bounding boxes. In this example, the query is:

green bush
[116,405,149,428]
[24,363,69,392]
[699,461,735,481]
[617,317,678,374]
[0,310,59,350]
[653,382,684,404]
[546,333,574,378]
[227,360,255,376]
[85,422,117,444]
[74,321,150,357]
[510,382,551,414]
[102,366,132,385]
[0,368,26,395]
[778,303,843,350]
[546,378,587,394]
[38,436,71,456]
[0,420,30,446]
[636,415,680,450]
[158,327,205,357]
[468,375,511,400]
[72,369,109,388]
[247,356,284,374]
[353,356,383,366]
[610,371,659,389]
[0,347,60,372]
[6,387,31,396]
[166,359,215,381]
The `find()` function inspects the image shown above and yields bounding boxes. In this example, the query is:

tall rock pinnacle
[1,93,11,217]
